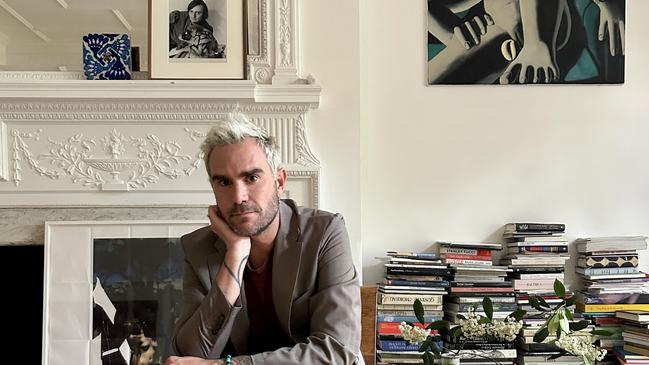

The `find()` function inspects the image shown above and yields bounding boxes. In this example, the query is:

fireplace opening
[1,245,44,363]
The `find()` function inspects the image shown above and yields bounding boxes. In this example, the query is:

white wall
[359,0,649,286]
[299,1,363,272]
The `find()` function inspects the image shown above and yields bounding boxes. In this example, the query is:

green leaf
[537,296,551,308]
[534,327,549,343]
[478,316,491,324]
[423,351,436,365]
[528,296,542,310]
[405,321,415,327]
[547,314,559,334]
[559,317,569,337]
[569,320,590,331]
[509,309,527,321]
[449,325,463,337]
[430,341,442,356]
[565,295,577,306]
[554,279,566,299]
[591,329,613,336]
[427,320,449,331]
[419,339,431,352]
[564,308,574,321]
[483,297,494,320]
[456,314,466,320]
[414,299,426,325]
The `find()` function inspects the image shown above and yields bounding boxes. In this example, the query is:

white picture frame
[149,0,245,79]
[42,220,207,365]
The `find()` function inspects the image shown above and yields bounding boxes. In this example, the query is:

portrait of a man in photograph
[168,0,227,59]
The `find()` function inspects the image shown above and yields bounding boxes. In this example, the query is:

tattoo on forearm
[224,255,248,286]
[231,355,253,365]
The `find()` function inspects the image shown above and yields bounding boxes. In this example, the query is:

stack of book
[574,236,649,358]
[614,348,649,365]
[499,223,569,355]
[574,237,649,314]
[439,241,501,267]
[436,241,516,364]
[618,310,649,358]
[501,222,569,270]
[376,251,447,364]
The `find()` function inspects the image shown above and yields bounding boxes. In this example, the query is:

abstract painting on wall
[427,0,625,85]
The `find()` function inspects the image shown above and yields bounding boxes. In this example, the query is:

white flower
[458,308,523,342]
[488,316,524,342]
[554,333,607,365]
[399,322,431,344]
[458,309,487,340]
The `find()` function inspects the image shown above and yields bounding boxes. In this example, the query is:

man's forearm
[215,250,248,305]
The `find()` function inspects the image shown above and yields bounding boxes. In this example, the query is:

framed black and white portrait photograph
[150,0,244,79]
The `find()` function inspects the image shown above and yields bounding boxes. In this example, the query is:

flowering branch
[401,297,525,365]
[527,279,609,365]
[400,279,611,365]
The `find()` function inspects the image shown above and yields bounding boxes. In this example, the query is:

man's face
[188,5,205,24]
[208,138,285,237]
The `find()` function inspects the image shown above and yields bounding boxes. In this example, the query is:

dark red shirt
[243,253,292,354]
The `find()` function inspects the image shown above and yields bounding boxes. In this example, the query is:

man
[165,113,363,365]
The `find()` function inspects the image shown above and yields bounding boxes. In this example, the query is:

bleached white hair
[201,112,281,176]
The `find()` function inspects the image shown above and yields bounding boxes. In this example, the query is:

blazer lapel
[272,200,302,337]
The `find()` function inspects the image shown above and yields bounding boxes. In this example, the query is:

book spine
[452,297,516,303]
[578,255,638,268]
[454,303,518,312]
[511,246,568,253]
[577,266,638,275]
[379,294,443,305]
[450,287,514,293]
[377,315,443,323]
[443,258,493,265]
[440,253,492,260]
[383,279,449,287]
[386,267,452,276]
[509,223,565,232]
[378,340,439,351]
[377,321,429,335]
[439,247,493,256]
[513,279,556,290]
[452,348,517,358]
[446,342,515,350]
[388,252,439,260]
[377,303,443,310]
[577,303,649,312]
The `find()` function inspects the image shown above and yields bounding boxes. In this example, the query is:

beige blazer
[171,199,364,364]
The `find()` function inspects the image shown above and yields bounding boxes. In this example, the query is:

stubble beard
[228,194,280,237]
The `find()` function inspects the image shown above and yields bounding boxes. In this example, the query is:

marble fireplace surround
[0,0,323,246]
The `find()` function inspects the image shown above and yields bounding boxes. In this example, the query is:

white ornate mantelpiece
[0,0,323,209]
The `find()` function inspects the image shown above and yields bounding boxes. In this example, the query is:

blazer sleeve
[252,214,363,364]
[171,237,242,359]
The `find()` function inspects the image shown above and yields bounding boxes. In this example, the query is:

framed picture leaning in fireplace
[149,0,244,79]
[42,220,207,365]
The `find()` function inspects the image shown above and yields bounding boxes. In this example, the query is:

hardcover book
[504,223,565,232]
